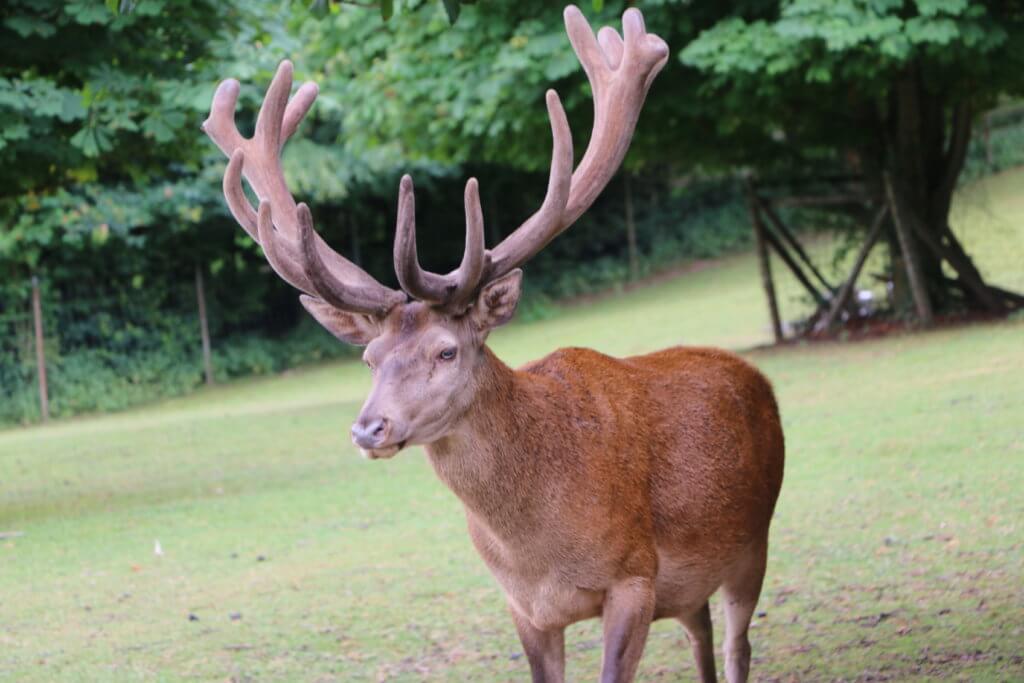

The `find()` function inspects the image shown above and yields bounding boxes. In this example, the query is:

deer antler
[392,89,571,310]
[392,5,668,311]
[203,61,405,317]
[204,7,665,318]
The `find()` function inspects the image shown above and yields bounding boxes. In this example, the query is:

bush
[962,113,1024,182]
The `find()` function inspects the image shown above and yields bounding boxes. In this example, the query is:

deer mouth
[360,440,407,460]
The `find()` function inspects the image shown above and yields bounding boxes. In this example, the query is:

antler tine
[393,175,450,303]
[223,149,259,241]
[392,175,487,309]
[483,89,573,279]
[204,60,404,317]
[450,178,487,308]
[484,6,667,286]
[203,78,245,154]
[282,81,319,142]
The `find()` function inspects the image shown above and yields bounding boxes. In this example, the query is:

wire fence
[0,267,357,427]
[0,274,211,426]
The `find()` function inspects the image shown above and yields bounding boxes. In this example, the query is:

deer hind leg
[600,577,656,683]
[719,541,769,683]
[678,601,717,683]
[510,606,566,683]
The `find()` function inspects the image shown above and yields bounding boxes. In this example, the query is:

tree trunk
[885,174,934,325]
[879,69,1015,317]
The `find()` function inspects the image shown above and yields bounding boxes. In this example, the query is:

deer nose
[351,417,389,449]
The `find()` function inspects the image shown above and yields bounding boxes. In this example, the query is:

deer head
[203,6,668,458]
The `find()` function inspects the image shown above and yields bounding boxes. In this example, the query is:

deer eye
[438,347,457,362]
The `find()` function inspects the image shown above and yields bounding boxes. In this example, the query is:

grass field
[2,169,1023,681]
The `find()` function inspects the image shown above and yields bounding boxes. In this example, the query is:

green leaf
[66,1,113,25]
[308,0,331,19]
[4,16,57,37]
[915,0,968,18]
[442,0,460,25]
[142,114,174,143]
[381,0,394,21]
[70,127,100,157]
[592,0,604,12]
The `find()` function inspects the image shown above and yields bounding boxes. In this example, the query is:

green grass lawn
[2,170,1023,681]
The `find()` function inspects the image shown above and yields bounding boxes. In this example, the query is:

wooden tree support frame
[756,197,835,294]
[745,182,783,343]
[746,180,847,341]
[747,165,1022,339]
[814,206,888,334]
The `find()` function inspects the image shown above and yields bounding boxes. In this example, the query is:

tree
[0,0,232,294]
[680,0,1024,317]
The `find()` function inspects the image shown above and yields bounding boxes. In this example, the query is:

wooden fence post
[746,182,784,343]
[31,276,50,422]
[195,264,214,385]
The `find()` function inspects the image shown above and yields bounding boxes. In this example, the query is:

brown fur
[429,345,784,632]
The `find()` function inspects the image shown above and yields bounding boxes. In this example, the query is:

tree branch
[933,99,972,219]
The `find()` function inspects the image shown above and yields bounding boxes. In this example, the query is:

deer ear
[300,295,382,346]
[470,269,523,331]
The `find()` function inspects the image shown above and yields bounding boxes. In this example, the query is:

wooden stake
[757,196,835,292]
[761,226,828,308]
[884,173,934,326]
[195,264,214,385]
[624,173,639,281]
[31,276,49,422]
[983,114,993,169]
[815,206,888,333]
[746,182,783,343]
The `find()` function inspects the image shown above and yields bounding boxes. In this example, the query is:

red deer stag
[203,6,784,682]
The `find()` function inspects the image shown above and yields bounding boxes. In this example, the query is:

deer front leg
[510,605,566,683]
[600,577,655,683]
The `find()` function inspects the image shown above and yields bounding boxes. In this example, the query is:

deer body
[204,6,784,680]
[428,344,783,632]
[418,327,784,682]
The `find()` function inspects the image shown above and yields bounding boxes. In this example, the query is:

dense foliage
[680,0,1024,314]
[1,0,1021,425]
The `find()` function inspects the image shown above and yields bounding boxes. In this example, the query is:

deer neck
[424,346,558,537]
